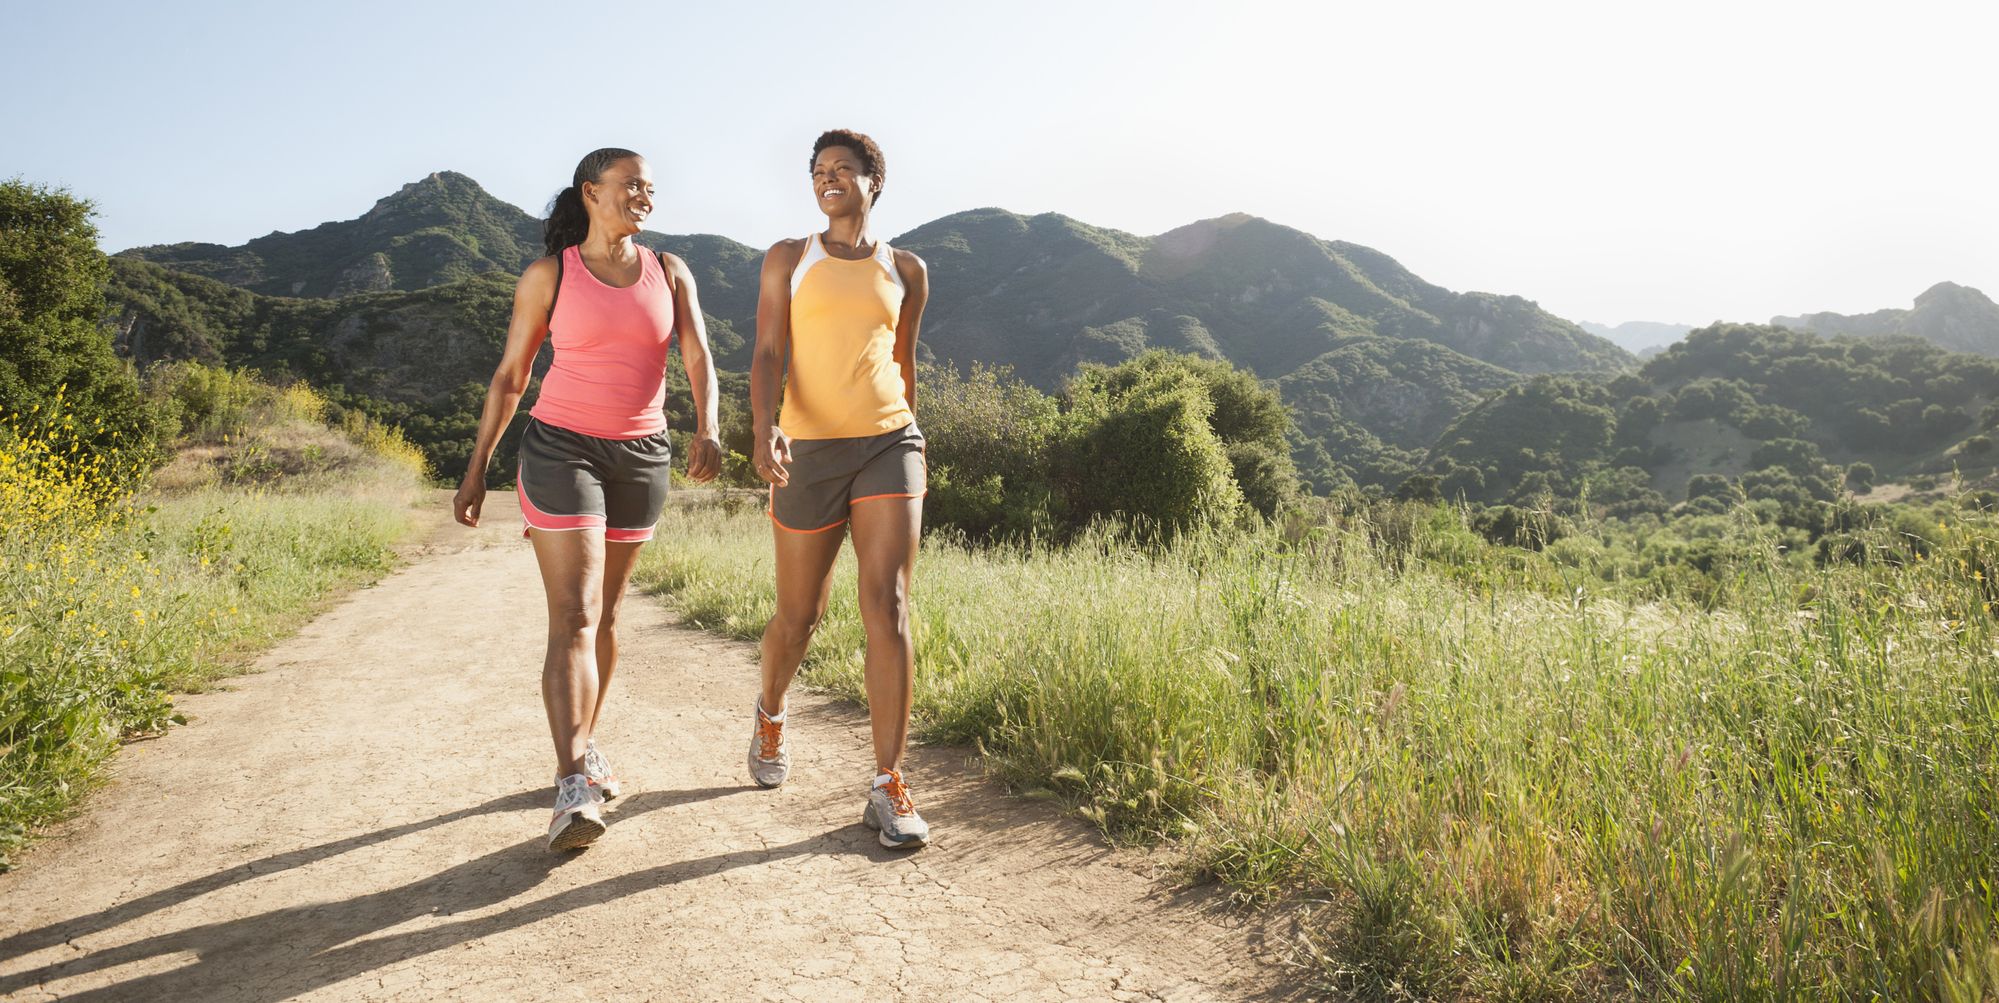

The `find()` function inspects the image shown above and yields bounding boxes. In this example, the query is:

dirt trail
[0,500,1300,1002]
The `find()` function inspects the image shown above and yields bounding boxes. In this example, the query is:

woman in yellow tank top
[747,129,935,849]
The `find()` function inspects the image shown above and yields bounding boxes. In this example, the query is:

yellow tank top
[780,232,912,440]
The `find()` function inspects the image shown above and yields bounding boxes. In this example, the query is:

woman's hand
[754,426,792,486]
[686,434,723,484]
[453,471,488,527]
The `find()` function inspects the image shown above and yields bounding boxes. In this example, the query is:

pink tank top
[530,245,676,439]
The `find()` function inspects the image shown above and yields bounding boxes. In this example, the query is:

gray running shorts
[769,422,926,533]
[517,418,672,542]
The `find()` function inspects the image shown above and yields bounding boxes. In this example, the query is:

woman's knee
[766,605,824,645]
[548,599,602,636]
[858,579,911,635]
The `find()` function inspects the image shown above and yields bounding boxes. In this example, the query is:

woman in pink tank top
[451,148,724,851]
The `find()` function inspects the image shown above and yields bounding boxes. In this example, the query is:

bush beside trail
[917,351,1298,542]
[1,179,160,463]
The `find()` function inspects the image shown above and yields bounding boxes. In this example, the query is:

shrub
[1749,437,1828,479]
[917,362,1063,539]
[1470,504,1565,550]
[1394,473,1442,504]
[1845,462,1876,494]
[0,180,158,465]
[1057,363,1242,536]
[1066,351,1297,519]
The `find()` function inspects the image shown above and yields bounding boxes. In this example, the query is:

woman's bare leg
[847,497,921,773]
[760,525,846,714]
[529,528,604,778]
[588,539,647,734]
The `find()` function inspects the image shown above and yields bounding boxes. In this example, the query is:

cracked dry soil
[0,500,1303,1002]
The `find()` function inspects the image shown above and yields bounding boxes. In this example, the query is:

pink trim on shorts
[606,526,655,543]
[518,469,607,535]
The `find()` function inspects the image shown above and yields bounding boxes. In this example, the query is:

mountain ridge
[1772,281,1999,356]
[118,173,1631,377]
[109,171,1639,490]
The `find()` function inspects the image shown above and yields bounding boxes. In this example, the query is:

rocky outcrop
[1774,282,1999,356]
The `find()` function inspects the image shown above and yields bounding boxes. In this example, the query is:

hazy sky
[5,0,1994,327]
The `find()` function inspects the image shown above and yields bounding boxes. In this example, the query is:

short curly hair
[811,129,886,206]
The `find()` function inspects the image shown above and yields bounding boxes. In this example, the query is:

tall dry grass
[637,498,1999,1001]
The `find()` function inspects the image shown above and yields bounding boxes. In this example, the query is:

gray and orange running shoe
[746,699,790,789]
[863,769,929,850]
[547,773,606,851]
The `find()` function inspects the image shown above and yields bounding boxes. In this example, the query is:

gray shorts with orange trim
[517,418,672,542]
[769,422,926,534]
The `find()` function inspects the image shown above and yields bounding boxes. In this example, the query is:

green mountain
[118,172,764,365]
[1421,323,1999,514]
[122,172,545,298]
[1278,336,1521,490]
[892,208,1628,489]
[897,209,1631,387]
[1772,282,1999,356]
[107,172,1635,488]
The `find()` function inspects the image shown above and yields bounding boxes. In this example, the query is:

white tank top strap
[791,231,904,297]
[874,238,904,293]
[789,232,828,298]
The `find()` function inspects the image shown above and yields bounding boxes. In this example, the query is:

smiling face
[583,156,654,237]
[811,146,875,217]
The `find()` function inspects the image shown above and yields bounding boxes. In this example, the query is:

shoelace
[554,777,593,815]
[877,773,917,817]
[756,711,784,760]
[584,745,612,780]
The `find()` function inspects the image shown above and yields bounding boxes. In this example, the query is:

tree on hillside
[917,362,1064,539]
[1686,473,1734,504]
[1749,438,1831,480]
[1057,360,1244,535]
[1393,473,1442,504]
[1669,378,1756,422]
[1066,351,1298,517]
[0,180,154,455]
[1844,462,1876,494]
[1423,376,1616,505]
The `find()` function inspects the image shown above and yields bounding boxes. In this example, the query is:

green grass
[0,384,425,870]
[636,497,1999,1001]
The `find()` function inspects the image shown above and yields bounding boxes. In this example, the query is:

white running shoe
[746,699,790,789]
[547,773,606,851]
[583,739,622,801]
[862,769,929,850]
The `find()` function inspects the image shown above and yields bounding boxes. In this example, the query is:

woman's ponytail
[542,147,642,257]
[542,185,588,257]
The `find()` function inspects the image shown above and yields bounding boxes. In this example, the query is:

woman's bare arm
[453,256,558,526]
